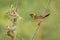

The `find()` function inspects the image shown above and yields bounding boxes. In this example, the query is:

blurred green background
[0,0,60,40]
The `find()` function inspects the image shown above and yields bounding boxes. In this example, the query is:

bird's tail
[44,14,50,18]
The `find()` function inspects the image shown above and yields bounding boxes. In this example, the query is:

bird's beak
[30,14,32,16]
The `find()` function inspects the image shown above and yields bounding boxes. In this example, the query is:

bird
[30,12,50,25]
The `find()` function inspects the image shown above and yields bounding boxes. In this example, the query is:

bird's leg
[38,20,42,26]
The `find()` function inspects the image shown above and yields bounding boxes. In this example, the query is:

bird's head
[30,12,37,19]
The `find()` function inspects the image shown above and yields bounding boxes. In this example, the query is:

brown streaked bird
[30,13,50,25]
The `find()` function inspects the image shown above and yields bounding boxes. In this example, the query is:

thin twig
[31,22,41,40]
[42,0,51,14]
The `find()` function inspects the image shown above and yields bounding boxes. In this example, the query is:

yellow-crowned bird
[30,12,50,25]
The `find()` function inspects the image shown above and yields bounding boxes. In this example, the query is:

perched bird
[30,12,50,25]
